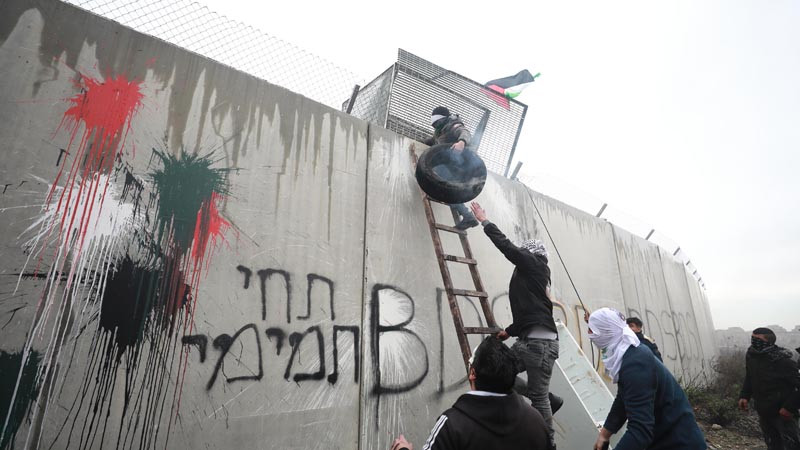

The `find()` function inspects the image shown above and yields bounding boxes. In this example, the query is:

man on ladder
[424,106,479,230]
[470,202,559,450]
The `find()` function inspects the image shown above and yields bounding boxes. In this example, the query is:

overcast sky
[201,0,800,331]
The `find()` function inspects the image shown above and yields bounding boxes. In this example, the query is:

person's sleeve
[505,323,521,337]
[791,390,800,411]
[612,361,657,450]
[482,222,527,266]
[650,341,663,362]
[453,124,471,146]
[603,393,627,433]
[739,359,752,400]
[423,136,436,146]
[778,357,800,410]
[421,414,456,450]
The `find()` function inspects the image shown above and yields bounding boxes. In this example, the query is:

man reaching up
[470,201,558,449]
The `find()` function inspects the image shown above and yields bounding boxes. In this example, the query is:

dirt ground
[699,415,767,450]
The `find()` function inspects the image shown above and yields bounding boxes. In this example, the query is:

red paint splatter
[32,73,143,281]
[189,192,230,278]
[50,73,143,233]
[59,74,143,162]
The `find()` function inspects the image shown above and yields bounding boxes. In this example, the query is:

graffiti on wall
[1,69,236,449]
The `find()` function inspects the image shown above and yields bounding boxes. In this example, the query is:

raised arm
[471,202,528,266]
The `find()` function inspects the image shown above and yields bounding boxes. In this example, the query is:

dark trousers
[511,338,559,443]
[449,203,473,218]
[759,413,800,450]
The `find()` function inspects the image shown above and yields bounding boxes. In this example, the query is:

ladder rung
[434,223,466,235]
[426,196,449,205]
[451,289,488,298]
[463,327,502,335]
[443,254,477,265]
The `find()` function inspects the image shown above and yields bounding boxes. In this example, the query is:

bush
[683,348,755,428]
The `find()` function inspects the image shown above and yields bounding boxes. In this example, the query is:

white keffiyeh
[588,307,640,383]
[430,114,447,125]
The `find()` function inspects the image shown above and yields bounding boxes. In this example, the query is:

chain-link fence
[62,0,362,109]
[346,49,527,176]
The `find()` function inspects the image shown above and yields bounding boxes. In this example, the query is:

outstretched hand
[496,330,509,341]
[470,202,487,222]
[390,434,412,450]
[451,140,465,151]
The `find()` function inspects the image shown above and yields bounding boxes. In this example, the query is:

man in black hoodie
[738,327,800,450]
[470,201,558,448]
[625,317,663,362]
[389,336,548,450]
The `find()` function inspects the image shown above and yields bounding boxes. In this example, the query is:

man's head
[520,239,548,261]
[751,327,777,345]
[468,336,520,394]
[431,106,450,130]
[626,317,643,333]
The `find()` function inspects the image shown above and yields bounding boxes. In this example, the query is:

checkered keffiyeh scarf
[520,239,548,258]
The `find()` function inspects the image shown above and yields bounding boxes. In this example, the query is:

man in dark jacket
[738,327,800,450]
[589,308,706,450]
[469,202,558,448]
[626,317,663,361]
[389,336,549,450]
[423,106,478,230]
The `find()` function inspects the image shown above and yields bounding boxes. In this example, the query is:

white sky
[201,0,800,331]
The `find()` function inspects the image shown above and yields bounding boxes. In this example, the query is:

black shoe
[549,392,564,415]
[455,217,479,230]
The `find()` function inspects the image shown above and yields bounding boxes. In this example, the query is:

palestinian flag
[485,70,540,98]
[482,70,539,109]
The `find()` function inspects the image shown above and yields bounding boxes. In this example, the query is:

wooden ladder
[410,145,501,375]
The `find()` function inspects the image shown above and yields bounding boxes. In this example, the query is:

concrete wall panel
[0,2,368,449]
[0,1,716,449]
[685,268,718,380]
[612,226,684,375]
[660,249,706,382]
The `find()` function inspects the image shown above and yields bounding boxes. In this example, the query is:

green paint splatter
[0,350,42,450]
[150,149,230,250]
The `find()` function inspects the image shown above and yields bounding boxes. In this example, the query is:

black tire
[415,144,487,204]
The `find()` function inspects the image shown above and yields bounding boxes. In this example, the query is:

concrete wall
[0,1,715,449]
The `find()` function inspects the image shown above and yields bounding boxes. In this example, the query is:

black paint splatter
[0,350,42,450]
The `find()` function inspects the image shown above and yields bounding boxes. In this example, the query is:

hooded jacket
[739,345,800,416]
[424,114,472,146]
[421,392,548,450]
[482,222,556,336]
[634,331,663,362]
[604,345,706,450]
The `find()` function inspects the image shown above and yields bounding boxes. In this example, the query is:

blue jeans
[512,338,559,440]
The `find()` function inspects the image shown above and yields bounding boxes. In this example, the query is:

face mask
[588,331,604,349]
[751,336,772,351]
